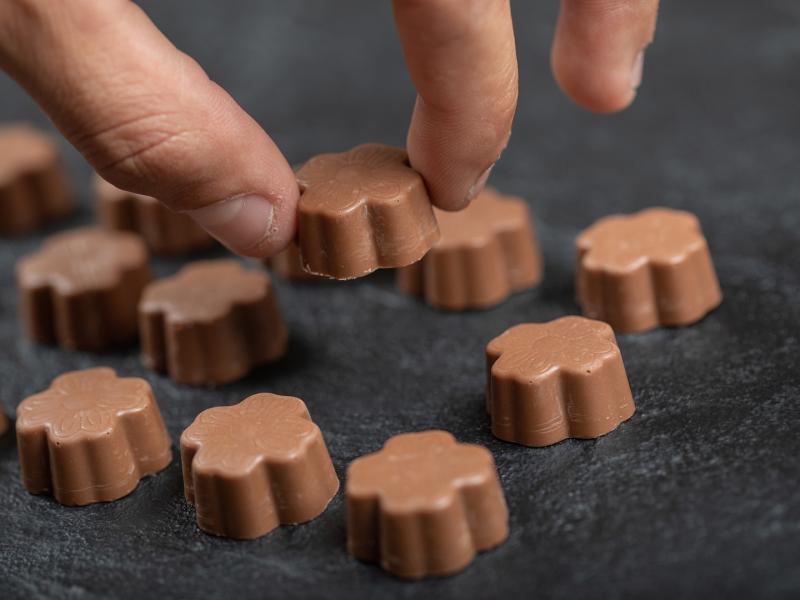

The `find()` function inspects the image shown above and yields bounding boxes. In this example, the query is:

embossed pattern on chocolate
[297,144,439,279]
[577,207,722,333]
[139,260,288,385]
[181,393,339,539]
[95,175,214,254]
[487,316,635,447]
[16,227,151,350]
[346,430,508,579]
[0,124,71,235]
[15,368,172,506]
[397,187,542,309]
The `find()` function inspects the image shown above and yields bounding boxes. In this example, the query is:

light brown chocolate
[296,144,439,279]
[486,316,635,447]
[346,430,508,579]
[265,241,319,281]
[397,187,542,309]
[577,207,722,333]
[16,227,151,350]
[95,175,214,254]
[139,260,287,385]
[180,393,339,539]
[0,124,71,235]
[15,368,172,506]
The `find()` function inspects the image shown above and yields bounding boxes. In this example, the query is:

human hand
[0,0,658,258]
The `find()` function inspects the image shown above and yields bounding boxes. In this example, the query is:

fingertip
[187,189,298,259]
[551,49,639,114]
[551,0,658,114]
[407,97,510,212]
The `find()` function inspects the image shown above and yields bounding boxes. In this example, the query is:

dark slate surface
[1,1,798,599]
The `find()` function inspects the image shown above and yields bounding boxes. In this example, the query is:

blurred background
[1,2,798,599]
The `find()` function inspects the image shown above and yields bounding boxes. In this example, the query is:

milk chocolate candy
[0,124,71,235]
[265,241,319,281]
[577,207,722,333]
[16,368,172,506]
[396,187,542,309]
[95,175,214,255]
[486,316,635,447]
[180,393,339,539]
[346,430,508,579]
[16,227,151,350]
[296,144,440,279]
[139,260,287,385]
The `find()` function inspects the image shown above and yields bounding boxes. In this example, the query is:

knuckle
[77,111,210,197]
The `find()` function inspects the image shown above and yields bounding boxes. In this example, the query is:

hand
[0,0,658,258]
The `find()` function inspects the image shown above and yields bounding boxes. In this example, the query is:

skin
[0,0,659,258]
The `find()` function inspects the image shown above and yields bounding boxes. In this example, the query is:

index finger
[392,0,518,211]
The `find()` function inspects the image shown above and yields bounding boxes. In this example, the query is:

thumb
[0,0,296,258]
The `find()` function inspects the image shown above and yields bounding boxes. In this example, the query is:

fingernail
[186,194,274,255]
[465,163,495,205]
[631,49,645,90]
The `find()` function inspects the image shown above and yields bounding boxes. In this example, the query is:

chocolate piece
[16,227,151,350]
[346,430,508,579]
[139,260,287,385]
[296,144,439,279]
[180,393,339,539]
[396,187,542,309]
[15,368,172,506]
[265,241,319,281]
[95,175,214,254]
[0,409,8,437]
[486,316,635,447]
[0,124,71,235]
[577,207,722,333]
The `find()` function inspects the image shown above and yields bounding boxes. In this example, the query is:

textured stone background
[1,1,798,599]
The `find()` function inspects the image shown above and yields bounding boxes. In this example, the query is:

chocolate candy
[296,144,439,279]
[265,241,319,281]
[139,260,288,385]
[16,227,151,350]
[0,124,71,235]
[0,409,8,437]
[577,207,722,333]
[486,316,635,447]
[16,368,172,506]
[180,393,339,539]
[396,187,543,309]
[95,175,214,255]
[346,430,508,579]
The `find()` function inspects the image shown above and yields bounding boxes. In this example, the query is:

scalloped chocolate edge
[139,286,288,385]
[485,339,636,447]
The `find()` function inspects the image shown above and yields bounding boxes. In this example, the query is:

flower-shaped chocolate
[15,368,172,506]
[346,430,508,579]
[296,144,439,279]
[0,124,71,235]
[139,260,287,384]
[180,393,339,539]
[486,316,635,447]
[397,187,542,309]
[577,207,722,332]
[16,227,150,350]
[95,175,213,254]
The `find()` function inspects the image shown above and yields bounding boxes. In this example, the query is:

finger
[392,0,518,211]
[0,0,296,257]
[551,0,660,113]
